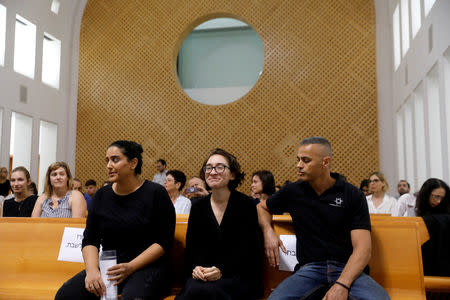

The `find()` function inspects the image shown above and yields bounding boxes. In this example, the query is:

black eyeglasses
[203,164,229,174]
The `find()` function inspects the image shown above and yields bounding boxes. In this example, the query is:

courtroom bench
[0,216,432,299]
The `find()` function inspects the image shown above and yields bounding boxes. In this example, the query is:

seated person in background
[397,179,410,197]
[393,193,416,216]
[31,162,86,218]
[2,166,37,217]
[258,137,389,300]
[73,178,93,210]
[184,176,209,199]
[359,179,370,196]
[366,171,396,214]
[29,181,38,195]
[164,170,191,214]
[85,179,97,198]
[176,148,262,300]
[55,140,175,300]
[0,167,10,197]
[251,170,276,203]
[416,179,450,276]
[153,159,168,185]
[415,178,450,217]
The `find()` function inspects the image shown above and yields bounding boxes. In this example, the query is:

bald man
[257,137,389,300]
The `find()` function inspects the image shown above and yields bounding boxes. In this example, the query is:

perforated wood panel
[76,0,379,190]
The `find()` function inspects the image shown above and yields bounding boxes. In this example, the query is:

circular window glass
[177,17,264,105]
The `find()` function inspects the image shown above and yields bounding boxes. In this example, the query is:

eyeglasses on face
[430,194,445,201]
[203,164,229,174]
[368,179,381,184]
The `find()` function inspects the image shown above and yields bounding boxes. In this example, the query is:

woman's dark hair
[29,181,38,195]
[167,170,186,191]
[252,170,276,196]
[200,148,245,191]
[360,179,369,190]
[416,178,450,216]
[109,140,143,175]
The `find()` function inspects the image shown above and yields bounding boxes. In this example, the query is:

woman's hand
[202,266,222,282]
[106,262,135,285]
[192,266,206,281]
[85,269,105,297]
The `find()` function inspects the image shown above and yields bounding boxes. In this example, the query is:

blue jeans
[268,261,390,300]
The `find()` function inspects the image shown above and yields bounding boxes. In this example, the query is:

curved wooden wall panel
[76,0,379,189]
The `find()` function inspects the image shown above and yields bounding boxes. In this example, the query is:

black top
[2,195,37,217]
[267,173,370,266]
[184,191,262,297]
[82,180,176,264]
[0,180,10,197]
[422,215,450,276]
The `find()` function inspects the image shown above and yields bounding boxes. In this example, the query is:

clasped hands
[84,262,134,296]
[192,266,222,282]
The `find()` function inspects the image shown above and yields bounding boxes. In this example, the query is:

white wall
[10,112,33,170]
[38,120,57,193]
[376,0,450,193]
[0,0,86,188]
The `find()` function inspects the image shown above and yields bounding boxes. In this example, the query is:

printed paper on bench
[57,227,85,263]
[278,234,298,272]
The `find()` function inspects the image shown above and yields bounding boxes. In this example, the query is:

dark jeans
[268,261,390,300]
[55,264,170,300]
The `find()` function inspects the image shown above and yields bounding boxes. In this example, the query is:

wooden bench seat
[425,276,450,293]
[0,216,432,299]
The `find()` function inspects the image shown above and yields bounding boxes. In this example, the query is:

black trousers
[175,277,255,300]
[55,264,170,300]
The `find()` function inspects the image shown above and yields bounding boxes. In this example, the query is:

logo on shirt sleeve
[329,198,343,207]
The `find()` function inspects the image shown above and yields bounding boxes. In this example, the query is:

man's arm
[257,200,286,267]
[323,229,371,299]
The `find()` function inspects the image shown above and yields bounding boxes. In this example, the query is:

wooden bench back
[0,215,429,300]
[0,218,86,300]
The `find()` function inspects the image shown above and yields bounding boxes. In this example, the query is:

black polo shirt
[267,173,370,266]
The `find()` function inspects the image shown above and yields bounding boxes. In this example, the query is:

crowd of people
[0,137,449,299]
[359,172,450,218]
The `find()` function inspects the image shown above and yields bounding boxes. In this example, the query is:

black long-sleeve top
[82,180,176,264]
[184,190,262,297]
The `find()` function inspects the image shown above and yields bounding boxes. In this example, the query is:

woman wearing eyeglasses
[415,178,450,216]
[176,148,262,300]
[366,171,396,214]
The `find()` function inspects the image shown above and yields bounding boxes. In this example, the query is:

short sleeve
[266,186,289,215]
[349,187,371,231]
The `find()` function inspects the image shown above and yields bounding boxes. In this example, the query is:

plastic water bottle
[99,250,118,300]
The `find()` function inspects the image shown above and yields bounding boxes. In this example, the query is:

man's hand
[322,283,349,300]
[263,227,286,267]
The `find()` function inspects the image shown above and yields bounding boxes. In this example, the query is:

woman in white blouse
[366,171,396,214]
[164,170,191,214]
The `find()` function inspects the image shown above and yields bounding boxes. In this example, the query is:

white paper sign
[57,227,85,263]
[278,234,299,272]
